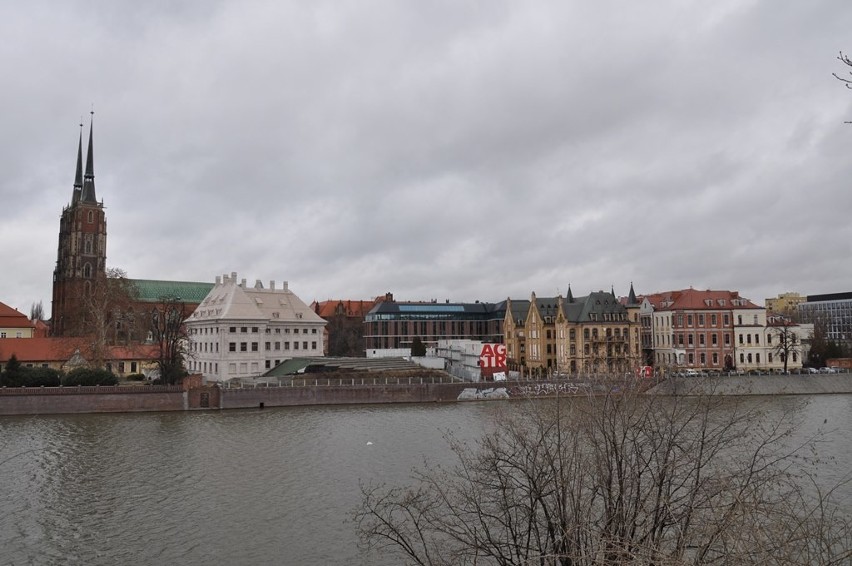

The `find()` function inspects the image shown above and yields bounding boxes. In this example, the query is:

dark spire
[611,285,616,297]
[628,282,638,305]
[567,285,574,303]
[81,113,97,203]
[72,122,83,204]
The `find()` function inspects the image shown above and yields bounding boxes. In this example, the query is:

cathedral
[51,117,107,336]
[51,117,212,339]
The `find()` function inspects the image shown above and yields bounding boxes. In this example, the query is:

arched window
[87,210,94,223]
[83,263,92,278]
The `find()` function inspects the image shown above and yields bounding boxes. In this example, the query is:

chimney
[255,279,263,289]
[282,281,288,291]
[215,275,221,285]
[231,271,237,281]
[270,280,275,290]
[240,278,246,288]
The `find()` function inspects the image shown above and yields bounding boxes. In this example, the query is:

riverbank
[648,374,852,396]
[2,374,852,416]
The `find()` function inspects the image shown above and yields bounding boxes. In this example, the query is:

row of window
[227,341,318,352]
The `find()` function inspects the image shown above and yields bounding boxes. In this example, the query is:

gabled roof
[0,302,35,329]
[641,289,760,311]
[189,274,324,324]
[131,279,215,304]
[0,338,158,363]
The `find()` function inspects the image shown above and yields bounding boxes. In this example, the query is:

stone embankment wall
[0,385,186,416]
[219,382,469,409]
[649,375,852,396]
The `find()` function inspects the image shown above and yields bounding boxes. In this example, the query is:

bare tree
[150,295,188,384]
[834,51,852,123]
[78,267,138,368]
[771,320,801,374]
[356,385,851,565]
[29,301,45,322]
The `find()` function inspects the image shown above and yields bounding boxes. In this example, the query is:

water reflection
[0,396,850,565]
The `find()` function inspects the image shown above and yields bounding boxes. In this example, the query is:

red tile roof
[640,289,760,311]
[0,337,159,364]
[0,301,36,330]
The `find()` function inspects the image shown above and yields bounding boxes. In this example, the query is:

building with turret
[504,285,642,375]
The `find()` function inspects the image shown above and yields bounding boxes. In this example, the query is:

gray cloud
[2,1,852,315]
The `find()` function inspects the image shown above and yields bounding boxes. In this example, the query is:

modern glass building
[364,298,506,350]
[798,292,852,345]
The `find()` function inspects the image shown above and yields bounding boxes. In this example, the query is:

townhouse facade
[644,288,808,373]
[185,273,326,383]
[504,286,642,375]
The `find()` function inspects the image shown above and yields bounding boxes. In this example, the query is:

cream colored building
[185,272,326,383]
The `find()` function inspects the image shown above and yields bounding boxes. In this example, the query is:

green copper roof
[130,279,213,303]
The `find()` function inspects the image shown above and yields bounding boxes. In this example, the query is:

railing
[0,385,184,395]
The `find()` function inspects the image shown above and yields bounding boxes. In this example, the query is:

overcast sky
[2,1,852,316]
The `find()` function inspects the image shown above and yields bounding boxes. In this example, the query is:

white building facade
[185,272,326,382]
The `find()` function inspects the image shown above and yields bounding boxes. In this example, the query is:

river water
[1,395,851,565]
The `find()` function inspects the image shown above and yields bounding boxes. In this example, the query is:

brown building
[311,298,382,356]
[51,119,107,337]
[49,118,212,344]
[504,285,642,376]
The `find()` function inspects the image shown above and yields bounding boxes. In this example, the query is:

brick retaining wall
[0,386,186,415]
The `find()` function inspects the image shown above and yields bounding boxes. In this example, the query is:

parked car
[819,367,832,374]
[805,367,819,374]
[683,369,699,378]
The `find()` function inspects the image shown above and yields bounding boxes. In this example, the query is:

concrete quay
[649,374,852,396]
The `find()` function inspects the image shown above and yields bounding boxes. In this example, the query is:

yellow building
[505,286,642,376]
[765,292,805,315]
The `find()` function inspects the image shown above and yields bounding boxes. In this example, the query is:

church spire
[628,282,638,305]
[71,122,83,204]
[566,284,574,303]
[81,112,97,203]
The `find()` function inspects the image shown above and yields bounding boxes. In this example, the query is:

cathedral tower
[51,115,107,336]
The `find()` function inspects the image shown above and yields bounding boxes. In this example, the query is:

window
[767,334,773,345]
[252,327,259,333]
[230,327,236,333]
[737,315,743,325]
[265,342,271,351]
[688,334,694,346]
[746,335,751,345]
[251,342,258,352]
[725,334,731,346]
[312,341,317,350]
[131,362,137,372]
[687,314,693,326]
[87,210,94,223]
[755,334,759,345]
[118,362,125,373]
[241,327,247,333]
[711,333,718,345]
[284,342,290,350]
[711,314,717,326]
[265,360,271,369]
[294,342,299,350]
[303,341,308,350]
[698,314,704,326]
[240,342,247,352]
[756,353,760,364]
[739,335,744,345]
[83,263,92,278]
[769,353,773,363]
[724,314,730,326]
[229,342,236,352]
[312,328,317,334]
[274,342,280,350]
[699,334,705,346]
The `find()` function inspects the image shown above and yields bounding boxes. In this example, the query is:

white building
[185,272,326,382]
